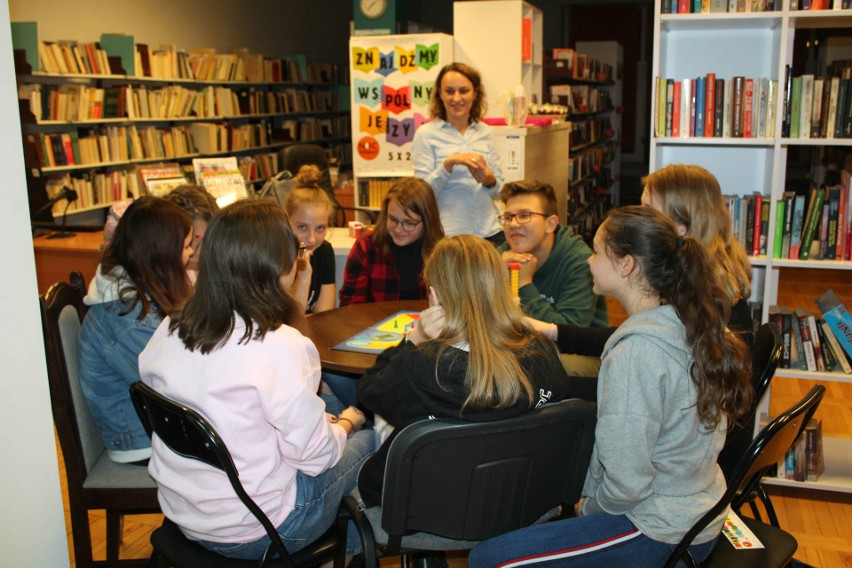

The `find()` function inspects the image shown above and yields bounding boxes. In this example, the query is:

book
[744,194,756,255]
[790,75,803,138]
[743,78,754,138]
[811,77,824,138]
[665,79,674,137]
[680,78,691,138]
[11,21,40,72]
[732,76,745,137]
[757,77,769,138]
[820,320,852,373]
[656,76,667,137]
[805,418,825,481]
[767,79,778,138]
[769,306,792,368]
[789,309,805,369]
[705,73,716,137]
[806,311,826,371]
[815,289,852,361]
[714,77,725,137]
[759,195,769,255]
[835,78,849,138]
[825,186,841,259]
[752,193,763,256]
[800,74,815,139]
[799,188,825,260]
[773,199,785,258]
[99,33,135,76]
[789,193,807,258]
[815,318,836,371]
[782,65,793,137]
[672,80,682,137]
[723,77,733,137]
[826,77,839,139]
[695,75,706,137]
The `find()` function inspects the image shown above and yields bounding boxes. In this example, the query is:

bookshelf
[546,42,622,242]
[14,27,350,223]
[651,1,852,494]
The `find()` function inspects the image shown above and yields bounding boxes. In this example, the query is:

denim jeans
[197,429,373,559]
[321,371,360,409]
[468,513,717,568]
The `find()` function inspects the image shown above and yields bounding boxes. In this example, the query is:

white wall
[0,1,69,565]
[8,0,353,64]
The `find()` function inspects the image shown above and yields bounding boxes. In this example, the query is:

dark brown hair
[601,206,752,429]
[430,62,486,123]
[372,178,444,258]
[165,184,220,223]
[101,196,193,319]
[171,200,304,353]
[500,180,558,217]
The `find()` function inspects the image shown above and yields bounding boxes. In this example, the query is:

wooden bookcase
[651,1,852,494]
[14,34,350,224]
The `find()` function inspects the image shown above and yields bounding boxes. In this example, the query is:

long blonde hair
[642,164,751,305]
[423,235,539,410]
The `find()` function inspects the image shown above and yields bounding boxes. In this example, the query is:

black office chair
[718,323,783,523]
[663,384,826,568]
[40,272,160,567]
[129,382,351,568]
[356,399,597,568]
[279,143,377,226]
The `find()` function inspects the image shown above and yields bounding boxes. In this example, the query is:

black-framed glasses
[498,211,549,225]
[387,215,423,231]
[297,241,307,259]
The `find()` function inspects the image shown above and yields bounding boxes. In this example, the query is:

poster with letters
[349,33,454,177]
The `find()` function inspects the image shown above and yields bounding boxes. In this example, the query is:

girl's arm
[312,283,336,313]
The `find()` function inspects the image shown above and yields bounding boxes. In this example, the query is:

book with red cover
[752,192,763,256]
[705,73,716,137]
[521,18,532,62]
[743,78,754,138]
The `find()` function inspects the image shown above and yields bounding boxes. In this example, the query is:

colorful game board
[332,310,421,354]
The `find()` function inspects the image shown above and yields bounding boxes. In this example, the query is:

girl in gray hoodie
[470,206,752,568]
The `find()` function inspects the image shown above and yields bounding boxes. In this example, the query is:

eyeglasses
[498,211,550,225]
[297,241,307,259]
[387,215,423,231]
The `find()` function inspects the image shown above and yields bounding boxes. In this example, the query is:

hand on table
[501,250,538,288]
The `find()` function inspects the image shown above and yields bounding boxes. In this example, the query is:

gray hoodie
[581,304,728,545]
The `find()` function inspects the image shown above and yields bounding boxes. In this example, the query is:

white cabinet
[453,0,543,117]
[651,1,852,494]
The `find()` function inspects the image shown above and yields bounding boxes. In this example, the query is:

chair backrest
[379,399,597,545]
[750,322,783,412]
[129,382,294,567]
[664,384,826,568]
[40,271,104,481]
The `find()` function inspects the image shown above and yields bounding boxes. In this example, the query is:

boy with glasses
[498,180,608,330]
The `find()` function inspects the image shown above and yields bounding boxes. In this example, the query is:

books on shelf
[654,74,777,139]
[782,65,852,139]
[770,181,852,262]
[769,299,852,374]
[192,156,248,207]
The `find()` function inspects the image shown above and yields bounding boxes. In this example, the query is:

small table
[32,230,103,295]
[302,299,427,375]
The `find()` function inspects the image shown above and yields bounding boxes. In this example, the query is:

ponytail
[602,206,751,428]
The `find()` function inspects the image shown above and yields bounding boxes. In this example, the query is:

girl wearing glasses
[284,165,337,314]
[338,177,444,306]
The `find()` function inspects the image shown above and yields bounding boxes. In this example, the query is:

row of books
[29,124,198,169]
[549,49,614,84]
[780,67,852,139]
[769,291,852,373]
[237,152,281,186]
[549,84,612,116]
[765,414,825,482]
[20,82,345,124]
[569,117,614,150]
[44,171,142,215]
[724,193,771,256]
[774,182,852,261]
[654,75,778,139]
[277,116,350,143]
[661,0,782,12]
[568,140,618,186]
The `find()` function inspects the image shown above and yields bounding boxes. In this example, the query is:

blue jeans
[322,371,360,409]
[197,429,373,559]
[469,513,717,568]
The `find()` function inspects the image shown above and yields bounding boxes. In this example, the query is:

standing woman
[284,165,337,313]
[139,200,371,560]
[470,207,751,567]
[78,196,194,464]
[356,235,570,507]
[412,62,505,243]
[338,177,444,306]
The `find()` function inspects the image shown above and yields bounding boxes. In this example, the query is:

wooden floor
[60,271,852,567]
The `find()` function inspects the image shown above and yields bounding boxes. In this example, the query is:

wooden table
[32,230,103,295]
[302,299,427,375]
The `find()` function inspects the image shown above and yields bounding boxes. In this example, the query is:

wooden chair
[130,381,352,568]
[663,384,826,568]
[39,272,159,567]
[356,399,597,568]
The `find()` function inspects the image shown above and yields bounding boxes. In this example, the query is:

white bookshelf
[651,1,852,494]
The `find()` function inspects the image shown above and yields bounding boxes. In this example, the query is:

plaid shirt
[338,233,426,306]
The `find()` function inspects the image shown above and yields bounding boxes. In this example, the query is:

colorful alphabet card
[349,34,453,176]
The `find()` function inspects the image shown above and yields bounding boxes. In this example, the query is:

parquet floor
[59,272,852,567]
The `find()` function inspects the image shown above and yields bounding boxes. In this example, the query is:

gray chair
[40,272,159,567]
[664,384,826,568]
[357,399,597,568]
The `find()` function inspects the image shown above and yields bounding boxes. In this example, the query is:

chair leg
[106,511,123,561]
[70,505,95,568]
